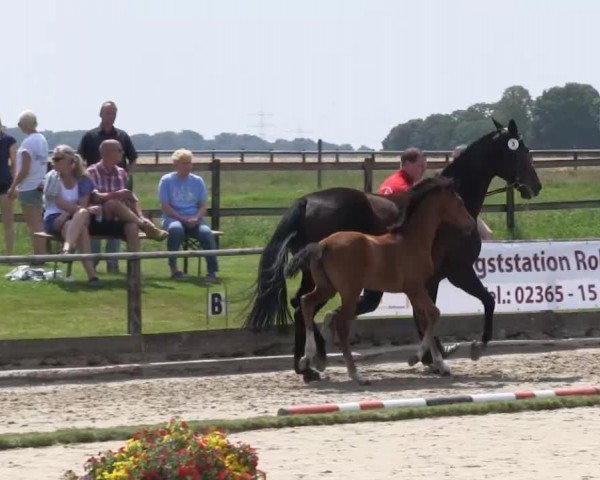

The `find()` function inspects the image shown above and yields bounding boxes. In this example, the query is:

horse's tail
[285,243,324,279]
[243,198,308,332]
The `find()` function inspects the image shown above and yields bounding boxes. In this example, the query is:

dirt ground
[1,348,599,479]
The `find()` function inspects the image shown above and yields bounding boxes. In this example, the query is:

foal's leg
[292,273,325,382]
[299,286,334,372]
[423,303,450,375]
[416,276,460,366]
[447,267,495,361]
[407,290,444,370]
[336,294,369,385]
[323,289,383,348]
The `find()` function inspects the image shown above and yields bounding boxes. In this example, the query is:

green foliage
[493,85,533,139]
[383,82,600,150]
[3,128,359,152]
[531,82,600,148]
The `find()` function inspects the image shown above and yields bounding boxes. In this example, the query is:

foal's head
[389,177,476,235]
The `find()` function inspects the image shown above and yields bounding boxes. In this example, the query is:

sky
[3,0,600,148]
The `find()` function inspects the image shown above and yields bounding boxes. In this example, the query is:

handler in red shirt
[377,147,427,194]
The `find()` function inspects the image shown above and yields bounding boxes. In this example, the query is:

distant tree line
[382,82,600,150]
[3,126,360,152]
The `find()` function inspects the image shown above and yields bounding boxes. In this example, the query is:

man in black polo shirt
[78,100,138,274]
[78,101,138,171]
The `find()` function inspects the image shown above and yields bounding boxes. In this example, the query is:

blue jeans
[163,218,218,275]
[91,238,120,269]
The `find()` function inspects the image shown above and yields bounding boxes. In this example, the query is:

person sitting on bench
[158,148,218,281]
[43,145,100,286]
[86,139,168,261]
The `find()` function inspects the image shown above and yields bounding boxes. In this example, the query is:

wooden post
[506,184,515,234]
[154,151,159,164]
[335,150,340,163]
[363,156,374,193]
[127,258,142,335]
[573,150,578,171]
[302,151,306,163]
[211,159,221,248]
[317,139,323,189]
[240,150,245,163]
[269,150,274,162]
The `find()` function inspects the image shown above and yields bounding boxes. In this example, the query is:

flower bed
[63,419,266,479]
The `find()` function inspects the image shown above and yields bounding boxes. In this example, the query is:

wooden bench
[182,230,224,276]
[34,231,149,278]
[34,230,224,278]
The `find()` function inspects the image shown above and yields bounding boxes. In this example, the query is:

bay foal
[285,177,476,384]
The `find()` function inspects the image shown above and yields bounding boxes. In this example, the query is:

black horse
[244,118,542,382]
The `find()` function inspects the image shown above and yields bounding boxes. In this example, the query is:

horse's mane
[441,129,499,178]
[388,176,454,234]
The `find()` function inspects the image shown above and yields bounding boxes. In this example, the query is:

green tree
[531,83,600,148]
[419,114,456,150]
[493,85,533,139]
[382,119,425,150]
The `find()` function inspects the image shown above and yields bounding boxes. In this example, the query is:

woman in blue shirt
[158,149,218,281]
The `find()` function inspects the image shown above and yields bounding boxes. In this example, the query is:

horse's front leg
[447,267,495,361]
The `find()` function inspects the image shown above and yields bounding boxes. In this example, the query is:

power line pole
[249,110,274,140]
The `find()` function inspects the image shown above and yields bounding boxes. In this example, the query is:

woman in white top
[43,145,101,286]
[7,110,49,255]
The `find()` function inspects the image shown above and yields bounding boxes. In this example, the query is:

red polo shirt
[377,169,414,195]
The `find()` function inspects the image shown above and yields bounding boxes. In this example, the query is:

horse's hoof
[298,356,309,371]
[313,354,328,372]
[420,351,433,365]
[408,354,420,367]
[442,342,460,359]
[470,340,485,361]
[436,361,452,376]
[302,369,321,383]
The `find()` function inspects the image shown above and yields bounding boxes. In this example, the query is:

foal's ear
[508,119,519,136]
[492,117,504,131]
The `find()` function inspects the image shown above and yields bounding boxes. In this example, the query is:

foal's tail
[285,243,324,279]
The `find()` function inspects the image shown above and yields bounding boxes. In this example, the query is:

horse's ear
[508,119,518,136]
[492,117,504,131]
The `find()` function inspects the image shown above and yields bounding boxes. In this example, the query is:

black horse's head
[489,118,542,199]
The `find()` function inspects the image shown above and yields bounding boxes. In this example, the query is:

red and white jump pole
[277,385,600,416]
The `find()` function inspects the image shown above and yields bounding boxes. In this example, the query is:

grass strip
[1,395,599,451]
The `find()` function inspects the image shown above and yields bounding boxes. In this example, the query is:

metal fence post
[317,139,323,189]
[506,184,515,234]
[127,259,142,335]
[211,158,221,248]
[363,156,374,193]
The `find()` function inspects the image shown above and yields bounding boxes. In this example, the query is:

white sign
[207,290,227,317]
[361,240,600,317]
